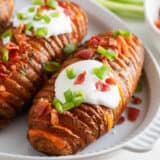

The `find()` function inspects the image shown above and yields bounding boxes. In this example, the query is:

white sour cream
[55,60,121,109]
[13,4,72,38]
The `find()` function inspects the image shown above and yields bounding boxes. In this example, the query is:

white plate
[0,0,160,160]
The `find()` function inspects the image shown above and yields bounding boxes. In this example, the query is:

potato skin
[28,32,144,155]
[0,1,88,128]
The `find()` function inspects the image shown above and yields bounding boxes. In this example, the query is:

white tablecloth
[98,19,160,160]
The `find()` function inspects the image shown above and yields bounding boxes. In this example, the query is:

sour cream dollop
[55,60,121,109]
[13,4,72,38]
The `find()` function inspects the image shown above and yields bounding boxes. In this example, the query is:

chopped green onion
[51,11,59,17]
[113,30,132,38]
[32,0,44,5]
[42,15,51,24]
[43,61,60,72]
[17,13,28,20]
[2,48,9,62]
[53,90,85,113]
[46,0,57,9]
[73,91,85,106]
[33,12,43,21]
[1,30,12,44]
[136,80,143,92]
[63,102,75,111]
[97,46,117,61]
[63,44,77,55]
[66,67,76,79]
[64,89,73,102]
[26,23,34,32]
[35,27,48,37]
[28,7,35,13]
[93,65,110,80]
[53,98,64,114]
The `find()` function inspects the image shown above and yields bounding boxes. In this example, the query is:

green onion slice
[26,23,34,32]
[32,0,44,5]
[42,15,51,24]
[73,91,85,106]
[46,0,57,9]
[2,48,9,62]
[63,44,77,55]
[113,30,132,38]
[51,11,59,17]
[66,67,76,79]
[63,102,75,111]
[28,7,35,13]
[1,30,12,43]
[92,64,110,80]
[33,12,43,21]
[35,27,48,37]
[44,61,60,72]
[64,89,73,102]
[97,46,117,61]
[53,98,64,114]
[17,13,28,20]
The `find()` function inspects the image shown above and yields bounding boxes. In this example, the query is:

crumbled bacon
[88,36,107,48]
[74,71,86,85]
[98,55,107,64]
[9,50,20,62]
[96,81,110,92]
[132,96,142,105]
[116,116,125,125]
[105,78,116,85]
[108,38,118,49]
[75,49,94,59]
[127,107,140,122]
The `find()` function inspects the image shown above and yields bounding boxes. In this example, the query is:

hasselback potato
[0,0,14,28]
[28,31,144,155]
[0,0,87,128]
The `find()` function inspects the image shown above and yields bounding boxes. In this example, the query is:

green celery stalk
[97,0,144,18]
[110,0,144,6]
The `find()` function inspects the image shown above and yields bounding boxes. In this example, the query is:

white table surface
[97,18,160,160]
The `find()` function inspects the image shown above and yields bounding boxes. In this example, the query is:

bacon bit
[108,38,118,49]
[98,55,107,64]
[105,78,116,85]
[51,109,59,125]
[0,85,6,92]
[127,107,140,122]
[9,50,20,62]
[58,1,67,8]
[63,8,71,17]
[88,36,107,48]
[116,116,125,125]
[155,20,160,29]
[74,71,86,85]
[132,96,142,105]
[96,81,110,92]
[75,49,94,59]
[88,36,101,47]
[0,73,7,79]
